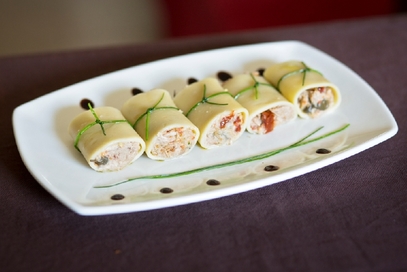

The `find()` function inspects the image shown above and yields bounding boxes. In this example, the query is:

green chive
[74,104,130,152]
[185,84,234,117]
[133,93,180,141]
[94,124,350,188]
[276,62,323,90]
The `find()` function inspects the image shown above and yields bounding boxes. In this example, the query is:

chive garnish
[74,103,130,152]
[185,84,234,117]
[233,74,274,100]
[94,123,350,188]
[276,62,323,90]
[133,93,180,141]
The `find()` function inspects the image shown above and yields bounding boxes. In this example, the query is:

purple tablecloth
[1,14,407,271]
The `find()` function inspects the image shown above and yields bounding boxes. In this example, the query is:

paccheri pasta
[68,106,146,172]
[223,73,296,134]
[121,88,200,160]
[263,60,341,118]
[69,60,342,171]
[173,78,249,149]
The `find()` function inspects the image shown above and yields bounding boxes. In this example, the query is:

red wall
[162,0,399,37]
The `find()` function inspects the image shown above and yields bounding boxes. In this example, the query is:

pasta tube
[223,73,296,134]
[69,106,146,172]
[173,77,249,149]
[121,88,200,160]
[263,60,341,118]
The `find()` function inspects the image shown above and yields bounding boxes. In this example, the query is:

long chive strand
[94,124,350,188]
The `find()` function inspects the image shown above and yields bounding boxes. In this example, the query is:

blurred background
[1,0,406,57]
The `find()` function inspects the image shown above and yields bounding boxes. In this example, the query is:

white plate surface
[12,41,398,216]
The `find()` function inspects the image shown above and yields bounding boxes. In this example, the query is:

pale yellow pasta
[121,88,200,160]
[223,73,296,134]
[264,60,341,118]
[69,107,145,172]
[173,77,249,149]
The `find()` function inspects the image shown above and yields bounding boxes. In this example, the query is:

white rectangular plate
[12,41,398,216]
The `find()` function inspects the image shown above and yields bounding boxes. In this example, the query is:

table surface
[1,14,407,272]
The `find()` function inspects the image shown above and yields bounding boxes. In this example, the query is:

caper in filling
[298,86,334,117]
[91,156,109,166]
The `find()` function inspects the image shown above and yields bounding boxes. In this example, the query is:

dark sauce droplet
[131,88,143,96]
[80,98,94,110]
[187,77,198,85]
[111,194,125,200]
[160,187,173,194]
[316,148,331,154]
[217,71,233,82]
[264,165,279,172]
[257,68,265,76]
[206,179,221,186]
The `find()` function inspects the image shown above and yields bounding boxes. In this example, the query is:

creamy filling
[150,127,197,159]
[298,86,334,118]
[90,141,142,172]
[250,105,296,134]
[204,111,244,147]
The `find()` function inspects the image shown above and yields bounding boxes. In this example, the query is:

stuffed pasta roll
[173,77,249,149]
[121,88,200,160]
[223,73,296,134]
[68,106,146,172]
[263,60,341,118]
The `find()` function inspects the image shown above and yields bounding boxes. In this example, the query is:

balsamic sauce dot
[187,77,198,85]
[257,68,265,76]
[316,148,331,154]
[264,165,280,172]
[206,179,221,186]
[131,88,143,96]
[217,71,233,82]
[160,187,173,194]
[111,194,125,200]
[80,98,94,110]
